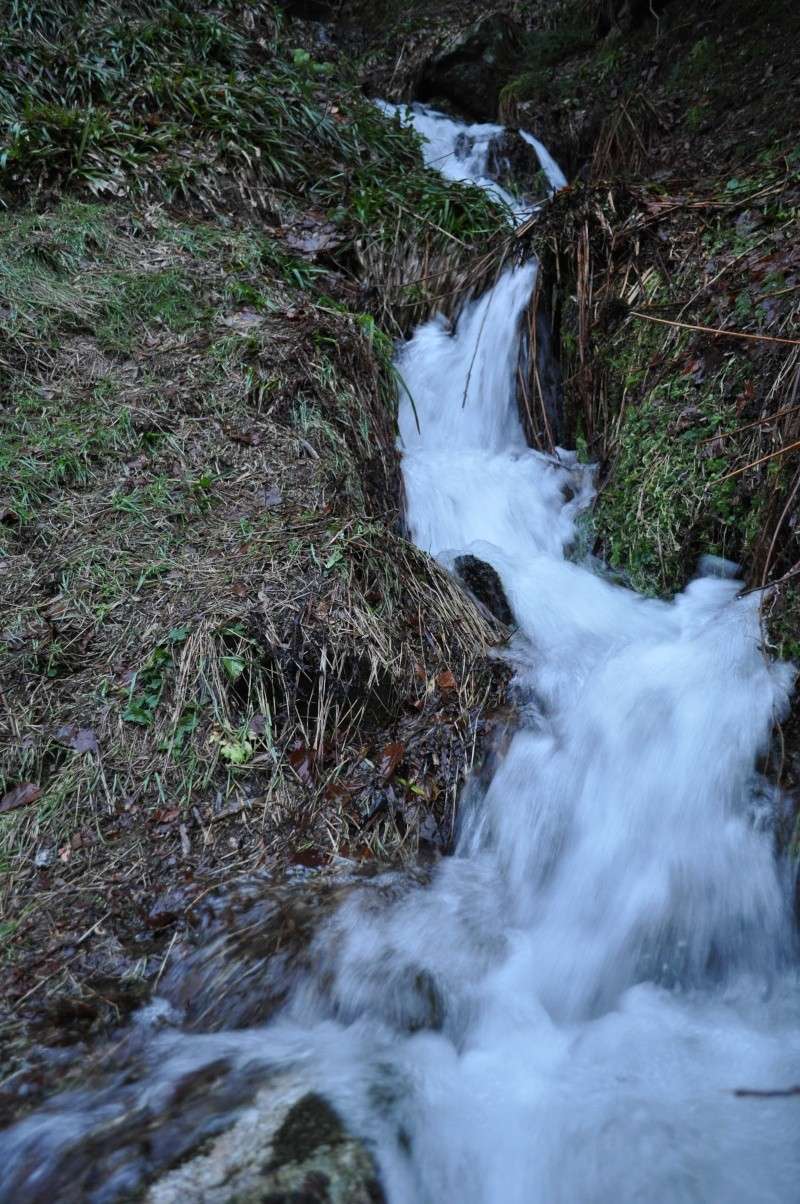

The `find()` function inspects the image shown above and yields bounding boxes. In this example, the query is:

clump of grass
[96,268,206,351]
[500,23,595,113]
[0,0,507,328]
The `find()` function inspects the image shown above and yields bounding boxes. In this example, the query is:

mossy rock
[147,1077,385,1203]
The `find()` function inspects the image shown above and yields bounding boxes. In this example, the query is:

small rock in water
[454,554,515,626]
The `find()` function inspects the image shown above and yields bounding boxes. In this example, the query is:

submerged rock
[417,14,523,121]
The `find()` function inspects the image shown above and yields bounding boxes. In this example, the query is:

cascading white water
[3,106,800,1204]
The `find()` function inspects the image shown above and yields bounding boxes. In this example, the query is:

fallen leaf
[288,742,316,784]
[56,724,98,754]
[436,670,457,693]
[378,741,405,780]
[221,309,263,331]
[227,426,262,446]
[290,846,326,868]
[249,714,268,735]
[0,782,42,814]
[152,806,180,824]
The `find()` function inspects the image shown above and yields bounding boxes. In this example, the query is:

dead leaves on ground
[0,782,42,814]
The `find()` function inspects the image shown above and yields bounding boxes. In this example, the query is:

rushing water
[3,108,800,1203]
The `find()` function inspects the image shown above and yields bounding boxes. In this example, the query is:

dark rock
[527,293,565,446]
[454,556,514,626]
[417,14,524,122]
[486,130,548,201]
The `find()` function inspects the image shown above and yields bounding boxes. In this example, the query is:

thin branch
[699,402,800,445]
[717,438,800,483]
[630,311,800,346]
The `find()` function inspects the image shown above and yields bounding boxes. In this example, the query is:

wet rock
[417,14,524,122]
[486,130,548,200]
[454,556,514,626]
[158,867,433,1034]
[515,98,596,181]
[527,295,565,447]
[146,1076,385,1204]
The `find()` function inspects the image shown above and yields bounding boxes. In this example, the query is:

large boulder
[417,14,524,122]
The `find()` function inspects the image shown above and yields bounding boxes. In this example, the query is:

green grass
[0,0,506,301]
[0,389,140,528]
[95,268,206,351]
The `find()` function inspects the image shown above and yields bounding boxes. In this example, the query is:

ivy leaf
[124,697,154,726]
[221,655,246,681]
[220,738,253,765]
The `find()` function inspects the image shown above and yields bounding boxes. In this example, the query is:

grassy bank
[0,0,513,1055]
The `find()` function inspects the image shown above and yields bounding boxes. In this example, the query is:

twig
[760,468,800,586]
[629,311,800,346]
[153,930,179,991]
[716,438,800,482]
[699,402,800,444]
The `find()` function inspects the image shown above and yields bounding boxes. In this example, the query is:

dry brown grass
[0,192,509,1052]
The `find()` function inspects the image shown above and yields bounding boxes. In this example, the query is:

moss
[269,1093,345,1169]
[595,389,750,594]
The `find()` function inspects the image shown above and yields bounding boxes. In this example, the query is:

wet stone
[454,555,515,626]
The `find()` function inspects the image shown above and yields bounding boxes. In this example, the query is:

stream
[3,105,800,1203]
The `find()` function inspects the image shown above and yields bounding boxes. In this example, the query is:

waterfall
[2,106,799,1204]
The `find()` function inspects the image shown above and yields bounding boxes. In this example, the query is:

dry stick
[760,467,800,587]
[629,311,800,346]
[529,274,554,451]
[699,402,800,444]
[153,929,179,991]
[733,1085,800,1099]
[717,438,800,483]
[745,559,800,595]
[461,247,511,409]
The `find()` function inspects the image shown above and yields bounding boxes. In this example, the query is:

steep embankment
[0,0,514,1065]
